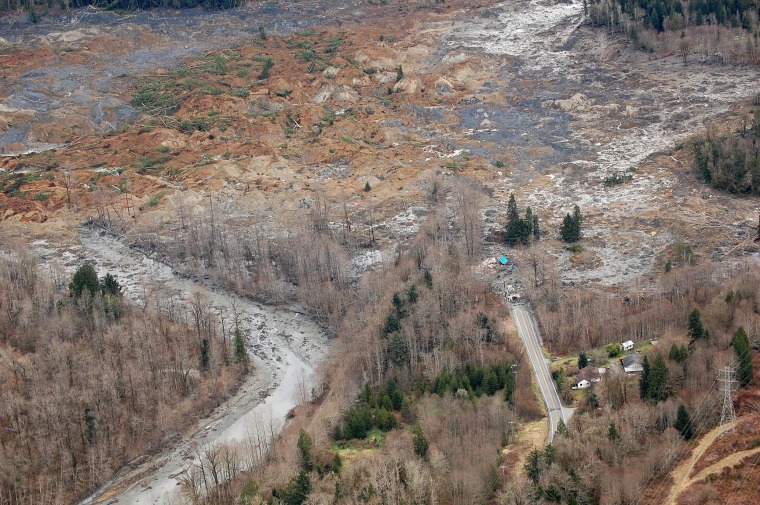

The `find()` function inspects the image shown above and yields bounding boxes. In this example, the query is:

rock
[553,93,592,112]
[392,77,421,94]
[323,66,340,78]
[435,78,454,93]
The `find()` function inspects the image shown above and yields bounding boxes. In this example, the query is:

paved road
[511,304,571,444]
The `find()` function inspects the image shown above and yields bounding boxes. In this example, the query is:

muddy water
[33,228,327,505]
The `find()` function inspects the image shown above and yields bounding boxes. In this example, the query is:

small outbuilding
[622,340,634,352]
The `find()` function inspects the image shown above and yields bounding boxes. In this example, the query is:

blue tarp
[499,256,508,265]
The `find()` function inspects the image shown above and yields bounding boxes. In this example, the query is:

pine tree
[532,213,540,239]
[524,207,534,236]
[578,352,588,369]
[507,193,519,223]
[687,309,706,342]
[297,429,314,472]
[525,448,541,485]
[200,339,210,371]
[560,212,581,243]
[607,422,620,442]
[234,329,247,365]
[383,313,401,334]
[639,355,650,399]
[100,273,122,296]
[646,355,670,402]
[407,284,418,304]
[83,407,96,444]
[573,205,582,229]
[556,418,567,436]
[674,404,694,439]
[412,424,429,459]
[731,327,753,387]
[69,264,99,298]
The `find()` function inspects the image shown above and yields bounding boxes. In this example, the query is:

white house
[622,340,634,352]
[572,367,602,390]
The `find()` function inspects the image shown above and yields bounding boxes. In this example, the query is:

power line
[718,362,738,426]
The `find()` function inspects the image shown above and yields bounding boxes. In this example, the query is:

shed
[622,340,634,352]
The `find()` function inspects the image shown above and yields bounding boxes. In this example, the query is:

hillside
[0,0,759,504]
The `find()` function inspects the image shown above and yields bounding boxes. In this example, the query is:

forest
[693,107,760,195]
[0,253,244,505]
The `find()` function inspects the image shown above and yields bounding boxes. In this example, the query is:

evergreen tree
[639,355,651,400]
[100,272,122,296]
[69,264,99,298]
[607,422,620,442]
[674,404,694,440]
[573,204,582,229]
[383,313,401,334]
[646,355,670,402]
[578,351,588,369]
[525,448,541,485]
[200,339,210,371]
[281,470,311,505]
[507,193,519,223]
[83,407,96,444]
[234,329,247,365]
[560,213,580,243]
[524,207,534,236]
[297,429,314,472]
[423,269,433,288]
[731,326,753,387]
[532,212,540,239]
[668,343,688,363]
[392,292,403,313]
[412,424,429,459]
[388,333,410,367]
[556,418,567,436]
[407,284,418,304]
[687,309,707,342]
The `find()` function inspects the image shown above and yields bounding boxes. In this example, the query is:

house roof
[622,340,634,346]
[575,367,601,384]
[621,353,641,367]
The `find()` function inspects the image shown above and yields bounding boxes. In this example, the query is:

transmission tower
[718,363,738,426]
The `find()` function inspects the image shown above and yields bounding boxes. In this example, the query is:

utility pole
[718,363,738,426]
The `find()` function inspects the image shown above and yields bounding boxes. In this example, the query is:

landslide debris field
[2,0,760,288]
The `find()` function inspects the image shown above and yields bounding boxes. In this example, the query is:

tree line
[1,0,244,18]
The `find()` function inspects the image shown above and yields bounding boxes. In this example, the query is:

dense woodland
[0,253,243,505]
[694,107,760,195]
[588,0,760,62]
